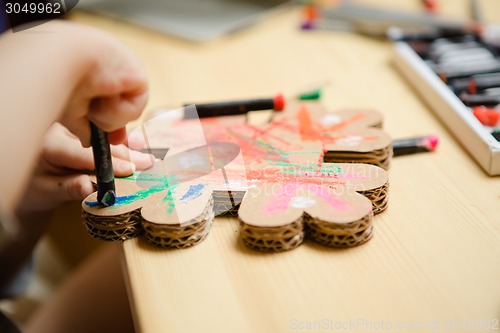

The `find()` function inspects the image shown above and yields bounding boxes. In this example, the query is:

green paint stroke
[162,187,177,214]
[86,172,180,209]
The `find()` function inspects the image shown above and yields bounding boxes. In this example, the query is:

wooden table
[72,1,500,331]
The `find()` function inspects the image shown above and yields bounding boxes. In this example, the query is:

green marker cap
[298,89,321,101]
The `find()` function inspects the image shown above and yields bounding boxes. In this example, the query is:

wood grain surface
[72,1,500,331]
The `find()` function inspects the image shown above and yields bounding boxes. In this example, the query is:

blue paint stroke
[84,182,168,208]
[180,183,207,202]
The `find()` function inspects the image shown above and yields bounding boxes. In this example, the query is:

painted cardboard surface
[82,102,390,248]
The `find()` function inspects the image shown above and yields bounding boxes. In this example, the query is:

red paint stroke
[245,123,298,149]
[201,120,285,164]
[267,117,298,134]
[195,107,377,184]
[226,128,284,163]
[297,105,322,141]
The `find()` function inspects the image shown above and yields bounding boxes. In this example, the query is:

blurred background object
[78,0,292,41]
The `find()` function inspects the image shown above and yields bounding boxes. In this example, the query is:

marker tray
[393,40,500,176]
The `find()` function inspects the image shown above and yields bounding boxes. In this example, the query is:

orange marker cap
[303,5,320,21]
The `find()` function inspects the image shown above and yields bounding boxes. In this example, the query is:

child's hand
[0,21,149,210]
[16,123,154,215]
[57,23,149,147]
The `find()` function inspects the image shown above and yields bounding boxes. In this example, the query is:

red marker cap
[473,106,500,127]
[424,134,439,150]
[273,93,285,112]
[422,0,438,13]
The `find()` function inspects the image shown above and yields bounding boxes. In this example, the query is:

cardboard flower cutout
[82,102,391,252]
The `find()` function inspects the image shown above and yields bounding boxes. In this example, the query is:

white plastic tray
[393,41,500,176]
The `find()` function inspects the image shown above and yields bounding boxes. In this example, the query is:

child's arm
[0,20,149,297]
[0,20,148,212]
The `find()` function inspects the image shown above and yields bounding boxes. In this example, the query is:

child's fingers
[110,144,154,170]
[112,157,135,177]
[63,89,147,147]
[108,128,127,145]
[61,174,95,201]
[58,29,148,146]
[43,124,96,172]
[128,150,155,170]
[20,174,94,213]
[44,140,149,176]
[44,142,94,173]
[89,91,148,135]
[109,144,130,160]
[44,123,153,176]
[47,150,137,177]
[59,101,101,148]
[125,129,147,150]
